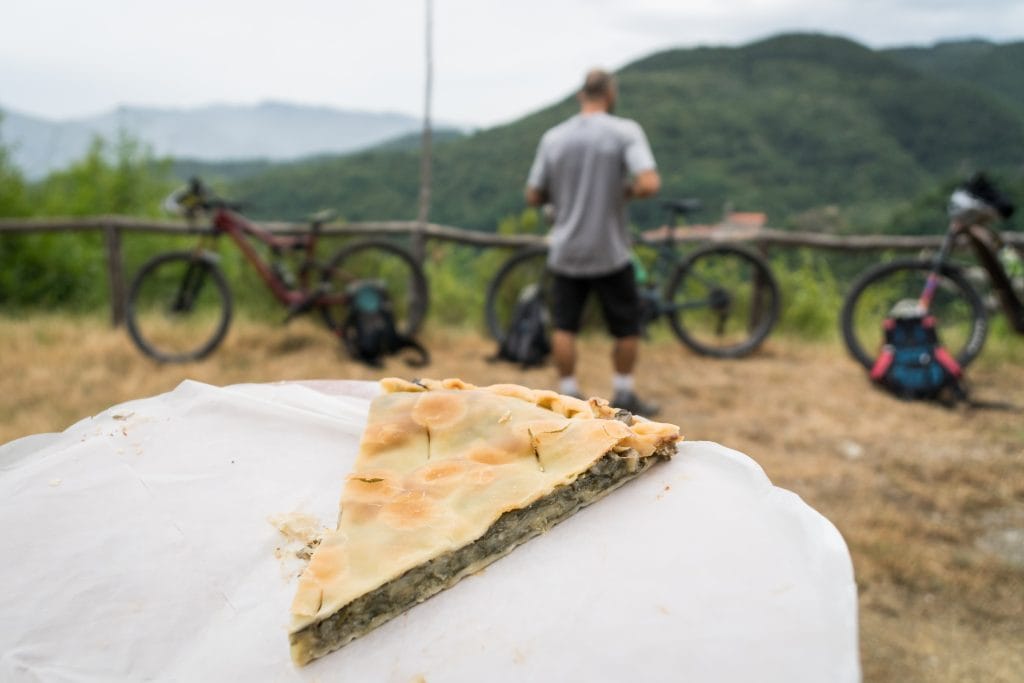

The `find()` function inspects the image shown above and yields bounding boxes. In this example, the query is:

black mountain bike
[485,199,781,358]
[840,174,1022,370]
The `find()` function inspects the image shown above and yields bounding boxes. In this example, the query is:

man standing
[525,68,662,415]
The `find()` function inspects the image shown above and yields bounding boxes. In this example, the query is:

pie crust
[289,378,681,665]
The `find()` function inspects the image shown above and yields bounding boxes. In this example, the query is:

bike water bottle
[631,252,649,286]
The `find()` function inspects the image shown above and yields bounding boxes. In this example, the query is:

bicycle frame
[206,208,327,308]
[923,220,1024,332]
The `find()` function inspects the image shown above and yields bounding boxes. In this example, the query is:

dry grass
[2,313,1023,682]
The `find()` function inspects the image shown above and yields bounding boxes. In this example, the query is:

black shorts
[551,263,641,338]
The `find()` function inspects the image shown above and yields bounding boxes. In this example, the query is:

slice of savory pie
[289,377,681,665]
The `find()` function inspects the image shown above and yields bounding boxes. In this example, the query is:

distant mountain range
[0,101,464,178]
[223,34,1024,232]
[3,34,1022,234]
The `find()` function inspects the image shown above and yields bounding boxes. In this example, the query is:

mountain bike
[125,178,428,362]
[485,199,781,358]
[840,174,1022,370]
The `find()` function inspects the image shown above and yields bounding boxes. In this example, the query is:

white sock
[612,374,634,394]
[559,376,580,396]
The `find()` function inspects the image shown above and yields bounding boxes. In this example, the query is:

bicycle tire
[665,244,780,358]
[319,240,429,336]
[125,250,233,363]
[484,246,551,342]
[840,258,988,370]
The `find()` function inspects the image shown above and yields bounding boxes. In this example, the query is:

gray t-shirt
[526,112,656,276]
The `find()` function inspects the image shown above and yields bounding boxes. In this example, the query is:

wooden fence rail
[2,216,1022,326]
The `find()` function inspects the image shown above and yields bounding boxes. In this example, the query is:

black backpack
[962,172,1016,219]
[490,283,551,368]
[339,280,429,368]
[869,301,964,401]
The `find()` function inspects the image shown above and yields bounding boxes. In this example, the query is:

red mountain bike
[125,178,428,362]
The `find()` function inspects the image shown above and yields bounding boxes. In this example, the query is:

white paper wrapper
[0,380,860,682]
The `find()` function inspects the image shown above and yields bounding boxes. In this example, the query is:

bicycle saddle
[308,209,337,224]
[662,198,703,216]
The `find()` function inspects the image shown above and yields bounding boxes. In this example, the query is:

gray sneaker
[611,391,660,417]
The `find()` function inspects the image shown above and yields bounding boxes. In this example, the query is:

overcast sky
[1,0,1021,128]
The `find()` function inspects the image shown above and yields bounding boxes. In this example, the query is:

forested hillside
[226,33,1024,233]
[885,39,1024,110]
[3,33,1024,314]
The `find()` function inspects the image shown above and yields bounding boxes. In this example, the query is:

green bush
[772,249,843,340]
[0,132,177,312]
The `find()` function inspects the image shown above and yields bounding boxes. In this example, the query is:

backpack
[869,300,964,402]
[962,172,1015,220]
[490,283,551,368]
[339,280,429,368]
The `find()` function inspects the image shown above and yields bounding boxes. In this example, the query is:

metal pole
[414,0,433,263]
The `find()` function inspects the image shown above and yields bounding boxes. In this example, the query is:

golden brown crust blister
[289,378,681,637]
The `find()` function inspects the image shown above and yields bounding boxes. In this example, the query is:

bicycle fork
[918,226,959,313]
[172,251,216,313]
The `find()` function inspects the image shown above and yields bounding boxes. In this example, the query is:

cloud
[0,0,1021,127]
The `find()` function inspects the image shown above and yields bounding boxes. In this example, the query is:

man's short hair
[580,69,616,100]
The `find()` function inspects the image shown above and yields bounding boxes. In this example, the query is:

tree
[0,113,29,217]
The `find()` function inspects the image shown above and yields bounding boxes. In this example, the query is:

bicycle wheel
[484,247,552,342]
[665,244,780,358]
[840,258,987,370]
[320,240,429,336]
[126,251,233,362]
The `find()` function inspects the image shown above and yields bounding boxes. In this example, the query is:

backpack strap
[392,333,431,368]
[932,346,962,378]
[870,345,895,381]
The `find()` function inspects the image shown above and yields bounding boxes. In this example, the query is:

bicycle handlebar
[662,198,702,218]
[163,177,244,217]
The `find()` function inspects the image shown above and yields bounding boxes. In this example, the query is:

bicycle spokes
[666,245,780,358]
[319,241,428,337]
[840,260,987,370]
[126,252,232,362]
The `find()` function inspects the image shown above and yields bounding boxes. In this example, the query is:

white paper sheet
[0,380,860,682]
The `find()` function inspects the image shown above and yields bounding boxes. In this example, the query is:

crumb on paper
[269,512,325,547]
[269,512,328,577]
[48,478,62,487]
[112,412,134,421]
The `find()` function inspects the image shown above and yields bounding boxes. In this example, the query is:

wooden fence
[2,216,1022,326]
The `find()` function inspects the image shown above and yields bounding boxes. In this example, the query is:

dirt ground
[2,315,1022,682]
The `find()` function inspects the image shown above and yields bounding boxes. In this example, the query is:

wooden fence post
[103,224,126,327]
[751,240,772,330]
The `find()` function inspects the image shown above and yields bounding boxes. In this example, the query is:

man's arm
[525,135,550,207]
[627,169,661,199]
[623,120,659,199]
